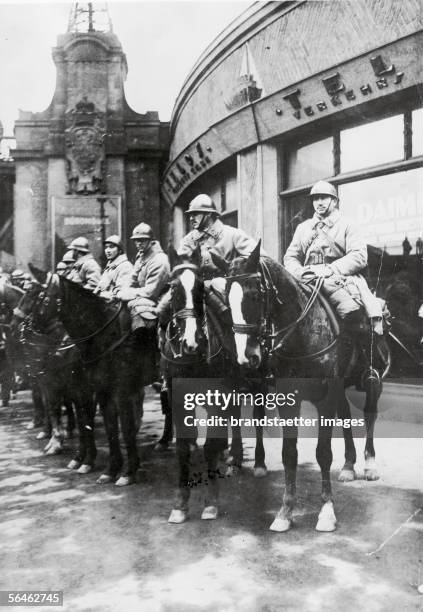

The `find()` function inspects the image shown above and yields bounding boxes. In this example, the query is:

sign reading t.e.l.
[51,195,121,267]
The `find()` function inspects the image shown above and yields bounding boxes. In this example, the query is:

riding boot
[337,310,361,378]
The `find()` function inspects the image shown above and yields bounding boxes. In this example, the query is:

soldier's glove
[307,264,334,279]
[116,288,139,302]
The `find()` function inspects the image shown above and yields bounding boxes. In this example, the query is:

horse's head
[211,241,264,369]
[168,245,205,355]
[15,266,60,331]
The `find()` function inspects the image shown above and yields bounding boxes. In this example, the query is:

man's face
[190,212,211,230]
[134,238,151,254]
[312,195,336,218]
[104,243,119,261]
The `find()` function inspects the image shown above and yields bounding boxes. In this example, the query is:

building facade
[13,11,169,269]
[163,0,423,372]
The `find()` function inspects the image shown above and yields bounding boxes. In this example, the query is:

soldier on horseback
[57,251,76,277]
[116,223,170,332]
[284,180,383,335]
[94,235,133,302]
[157,194,258,328]
[66,236,101,291]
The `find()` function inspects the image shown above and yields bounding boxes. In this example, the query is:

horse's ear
[191,244,202,268]
[244,240,261,273]
[168,245,180,270]
[210,250,229,275]
[28,263,48,285]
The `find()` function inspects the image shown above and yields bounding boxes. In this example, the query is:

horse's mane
[60,277,117,315]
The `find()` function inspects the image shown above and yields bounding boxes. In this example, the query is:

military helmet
[56,262,67,272]
[184,194,220,216]
[11,269,25,280]
[130,223,153,240]
[104,234,123,250]
[67,236,90,253]
[62,250,76,263]
[309,180,338,200]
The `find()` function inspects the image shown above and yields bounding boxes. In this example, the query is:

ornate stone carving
[65,97,105,193]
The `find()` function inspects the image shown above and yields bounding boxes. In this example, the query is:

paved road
[0,388,422,612]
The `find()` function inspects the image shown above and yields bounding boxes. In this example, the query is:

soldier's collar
[312,209,340,229]
[199,219,223,239]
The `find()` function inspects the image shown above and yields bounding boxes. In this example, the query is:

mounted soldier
[116,223,170,332]
[10,269,26,290]
[66,236,101,291]
[59,250,76,277]
[94,235,133,302]
[157,194,259,326]
[284,180,383,335]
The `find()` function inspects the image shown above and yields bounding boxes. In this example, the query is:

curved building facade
[163,0,423,372]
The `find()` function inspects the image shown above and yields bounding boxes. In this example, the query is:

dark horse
[162,246,266,524]
[26,267,157,486]
[211,241,390,531]
[11,274,97,468]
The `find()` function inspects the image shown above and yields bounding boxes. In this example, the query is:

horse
[11,276,97,468]
[162,246,267,524]
[211,241,390,532]
[27,266,157,486]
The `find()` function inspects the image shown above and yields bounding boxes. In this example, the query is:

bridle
[226,262,338,361]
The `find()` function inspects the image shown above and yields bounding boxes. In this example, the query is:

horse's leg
[64,395,76,439]
[315,391,337,532]
[115,387,139,486]
[202,433,226,520]
[155,382,173,450]
[270,429,297,532]
[132,386,144,434]
[253,402,267,478]
[67,395,84,470]
[168,436,191,523]
[97,395,122,484]
[338,392,357,482]
[73,387,97,474]
[363,371,381,481]
[226,400,243,472]
[42,381,64,455]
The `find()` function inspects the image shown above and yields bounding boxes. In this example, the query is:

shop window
[338,167,423,256]
[281,191,313,252]
[286,137,334,189]
[412,107,423,157]
[340,115,403,173]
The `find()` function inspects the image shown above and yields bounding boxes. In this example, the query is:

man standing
[284,180,383,333]
[94,235,133,302]
[117,223,170,331]
[66,237,101,291]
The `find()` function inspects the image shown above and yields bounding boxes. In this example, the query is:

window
[413,107,423,157]
[338,167,423,255]
[286,137,333,189]
[340,115,404,173]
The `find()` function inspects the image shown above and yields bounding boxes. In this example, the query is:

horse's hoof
[115,475,133,487]
[338,468,356,482]
[269,517,293,532]
[364,458,379,481]
[225,465,240,477]
[253,466,268,478]
[77,464,92,474]
[36,431,48,440]
[45,442,62,456]
[153,441,169,452]
[316,502,337,532]
[96,474,112,484]
[168,509,188,524]
[201,506,218,520]
[67,459,80,470]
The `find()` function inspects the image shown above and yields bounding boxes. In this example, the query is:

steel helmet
[11,269,25,280]
[67,236,90,253]
[62,250,76,263]
[130,223,153,240]
[184,194,220,216]
[104,234,123,250]
[56,261,67,272]
[309,180,338,200]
